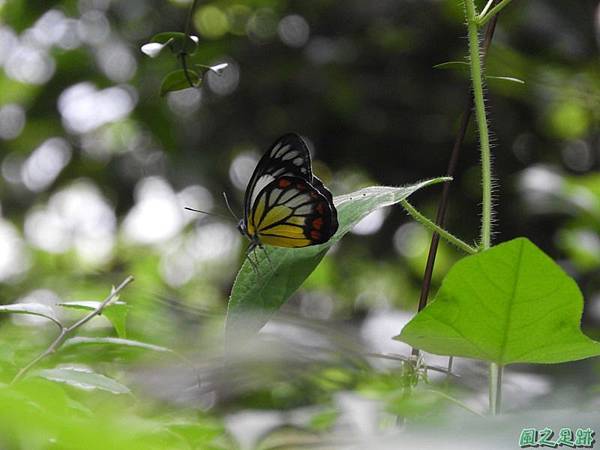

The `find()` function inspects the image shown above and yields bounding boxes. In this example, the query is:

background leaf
[38,367,131,394]
[63,337,172,354]
[396,237,600,365]
[433,61,469,70]
[0,303,60,326]
[226,178,449,338]
[160,69,200,96]
[60,301,130,338]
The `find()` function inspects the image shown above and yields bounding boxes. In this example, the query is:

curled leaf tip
[210,63,229,75]
[141,42,166,58]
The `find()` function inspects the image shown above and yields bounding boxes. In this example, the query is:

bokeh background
[0,0,599,448]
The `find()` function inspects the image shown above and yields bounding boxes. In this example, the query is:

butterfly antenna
[184,207,235,222]
[222,192,240,222]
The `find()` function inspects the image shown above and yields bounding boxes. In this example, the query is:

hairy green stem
[400,200,477,255]
[478,0,513,26]
[410,10,500,370]
[465,0,493,251]
[465,0,502,415]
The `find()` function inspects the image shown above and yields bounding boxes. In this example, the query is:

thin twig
[410,6,500,360]
[11,276,135,384]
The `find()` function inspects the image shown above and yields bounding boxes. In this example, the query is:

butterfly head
[237,218,261,247]
[236,219,247,237]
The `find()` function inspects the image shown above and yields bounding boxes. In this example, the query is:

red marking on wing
[278,178,291,188]
[310,230,321,240]
[312,218,323,229]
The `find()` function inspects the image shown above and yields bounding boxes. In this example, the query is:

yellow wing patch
[259,235,312,247]
[244,176,337,248]
[258,205,293,230]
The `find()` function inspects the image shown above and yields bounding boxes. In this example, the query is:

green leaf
[396,237,600,365]
[63,337,173,354]
[102,306,129,338]
[59,301,129,338]
[433,61,469,70]
[150,32,199,55]
[486,75,525,84]
[160,69,200,97]
[0,303,60,327]
[226,177,450,337]
[38,367,131,394]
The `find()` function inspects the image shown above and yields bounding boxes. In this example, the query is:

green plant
[140,0,228,96]
[7,276,138,385]
[224,0,600,417]
[226,178,450,338]
[396,0,600,415]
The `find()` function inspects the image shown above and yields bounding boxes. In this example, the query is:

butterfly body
[239,134,338,253]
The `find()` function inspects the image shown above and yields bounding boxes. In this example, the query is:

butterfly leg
[243,242,261,278]
[247,254,259,277]
[260,244,273,270]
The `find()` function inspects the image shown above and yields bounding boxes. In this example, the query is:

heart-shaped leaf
[396,237,600,365]
[226,177,450,338]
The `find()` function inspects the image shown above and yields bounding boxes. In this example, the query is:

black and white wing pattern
[243,133,313,221]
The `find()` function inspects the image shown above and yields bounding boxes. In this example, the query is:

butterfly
[237,133,339,260]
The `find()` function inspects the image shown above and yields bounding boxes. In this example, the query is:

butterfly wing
[310,175,335,207]
[247,176,338,248]
[244,133,313,223]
